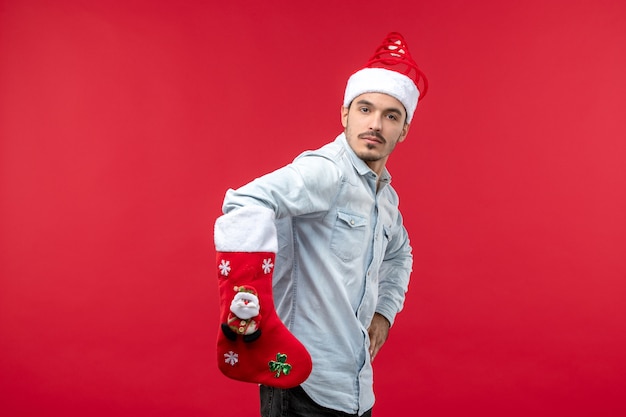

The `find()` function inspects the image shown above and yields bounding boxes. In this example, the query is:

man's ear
[398,123,410,143]
[341,105,349,128]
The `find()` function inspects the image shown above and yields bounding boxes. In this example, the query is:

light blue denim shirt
[222,133,413,415]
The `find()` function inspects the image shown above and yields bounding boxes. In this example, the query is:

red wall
[1,1,625,416]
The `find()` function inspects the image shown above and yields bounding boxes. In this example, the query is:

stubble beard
[346,123,387,162]
[359,143,383,161]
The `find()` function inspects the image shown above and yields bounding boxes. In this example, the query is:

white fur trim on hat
[214,205,277,253]
[343,67,420,123]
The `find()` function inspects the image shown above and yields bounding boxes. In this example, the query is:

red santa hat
[343,32,428,123]
[233,285,258,296]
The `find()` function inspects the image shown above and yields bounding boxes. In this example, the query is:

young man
[214,32,428,416]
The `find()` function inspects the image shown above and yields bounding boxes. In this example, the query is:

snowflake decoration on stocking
[219,259,231,276]
[224,350,238,366]
[262,258,274,274]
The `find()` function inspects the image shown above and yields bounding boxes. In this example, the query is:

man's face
[341,92,410,176]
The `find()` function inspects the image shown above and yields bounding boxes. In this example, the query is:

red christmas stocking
[214,206,312,388]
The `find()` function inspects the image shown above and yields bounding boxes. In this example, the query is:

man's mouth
[358,132,385,144]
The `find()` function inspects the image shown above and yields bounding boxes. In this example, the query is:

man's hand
[368,313,390,362]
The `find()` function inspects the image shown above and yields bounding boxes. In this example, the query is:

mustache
[358,131,386,143]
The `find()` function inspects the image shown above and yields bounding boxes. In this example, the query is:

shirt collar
[337,133,393,184]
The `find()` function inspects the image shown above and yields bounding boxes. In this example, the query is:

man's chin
[357,150,382,162]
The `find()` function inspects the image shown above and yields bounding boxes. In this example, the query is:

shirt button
[350,220,355,225]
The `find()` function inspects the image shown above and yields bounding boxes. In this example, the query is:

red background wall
[1,1,625,416]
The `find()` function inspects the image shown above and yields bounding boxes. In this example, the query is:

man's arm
[367,210,412,359]
[375,210,413,327]
[222,155,341,219]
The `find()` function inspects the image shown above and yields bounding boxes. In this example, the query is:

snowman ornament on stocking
[214,205,312,388]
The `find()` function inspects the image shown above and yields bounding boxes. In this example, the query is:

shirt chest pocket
[330,210,368,261]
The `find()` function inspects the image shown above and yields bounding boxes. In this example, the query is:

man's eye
[359,107,370,113]
[387,114,397,120]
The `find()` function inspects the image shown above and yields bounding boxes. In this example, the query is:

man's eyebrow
[386,107,404,116]
[355,99,403,116]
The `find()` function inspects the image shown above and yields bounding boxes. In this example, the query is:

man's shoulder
[294,135,346,163]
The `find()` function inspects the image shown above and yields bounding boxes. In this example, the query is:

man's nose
[369,114,382,131]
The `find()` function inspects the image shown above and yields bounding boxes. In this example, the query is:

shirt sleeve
[375,209,413,327]
[222,154,343,219]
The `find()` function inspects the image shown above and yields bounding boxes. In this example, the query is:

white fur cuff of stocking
[214,205,278,253]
